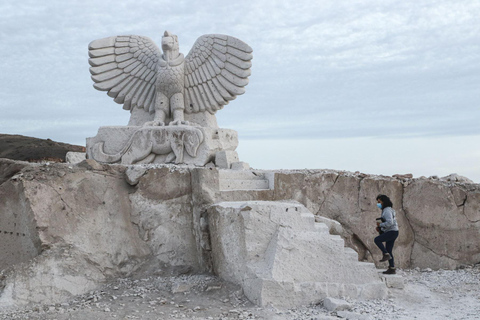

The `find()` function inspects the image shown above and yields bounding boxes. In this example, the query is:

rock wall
[0,177,41,271]
[404,180,480,269]
[272,170,480,269]
[1,158,479,306]
[189,167,480,270]
[0,159,151,306]
[129,167,199,268]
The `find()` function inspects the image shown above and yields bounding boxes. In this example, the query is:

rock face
[271,171,480,269]
[0,159,150,306]
[1,158,480,307]
[404,180,480,269]
[128,166,199,268]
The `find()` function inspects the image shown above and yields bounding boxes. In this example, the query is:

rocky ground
[1,263,479,320]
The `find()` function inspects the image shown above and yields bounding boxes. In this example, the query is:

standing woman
[374,194,399,274]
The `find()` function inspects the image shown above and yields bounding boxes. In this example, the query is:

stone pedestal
[86,126,238,166]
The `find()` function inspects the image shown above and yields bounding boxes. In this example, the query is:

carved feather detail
[89,33,252,115]
[88,35,161,111]
[184,34,252,114]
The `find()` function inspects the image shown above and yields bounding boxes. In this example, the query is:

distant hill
[0,134,85,163]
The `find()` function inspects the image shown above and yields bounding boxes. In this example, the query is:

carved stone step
[344,247,359,261]
[329,234,345,247]
[314,222,330,234]
[208,201,387,307]
[218,169,267,181]
[219,179,269,191]
[356,261,378,273]
[300,212,315,225]
[378,272,405,289]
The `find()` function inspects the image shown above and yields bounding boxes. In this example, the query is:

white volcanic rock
[215,150,239,169]
[323,297,351,311]
[208,201,387,307]
[65,151,86,164]
[0,161,150,306]
[86,126,238,166]
[1,158,480,309]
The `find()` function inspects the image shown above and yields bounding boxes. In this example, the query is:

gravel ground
[1,265,479,320]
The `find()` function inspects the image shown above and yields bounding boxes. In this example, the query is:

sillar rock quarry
[1,31,479,311]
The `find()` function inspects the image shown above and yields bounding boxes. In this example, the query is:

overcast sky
[1,0,479,181]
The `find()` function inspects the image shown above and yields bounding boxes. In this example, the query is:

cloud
[0,0,479,178]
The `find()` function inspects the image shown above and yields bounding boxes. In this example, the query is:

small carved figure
[92,126,204,164]
[88,31,252,126]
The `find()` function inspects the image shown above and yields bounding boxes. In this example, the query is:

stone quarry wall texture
[0,159,151,306]
[272,170,480,270]
[1,158,479,307]
[128,166,199,268]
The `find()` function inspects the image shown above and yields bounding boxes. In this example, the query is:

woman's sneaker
[383,267,396,275]
[379,253,391,262]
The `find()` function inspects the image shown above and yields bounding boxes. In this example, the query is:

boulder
[0,161,150,305]
[65,151,86,164]
[323,297,351,311]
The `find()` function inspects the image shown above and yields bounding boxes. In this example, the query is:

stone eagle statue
[88,31,252,126]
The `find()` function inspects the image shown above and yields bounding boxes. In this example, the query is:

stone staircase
[208,201,387,308]
[218,170,272,191]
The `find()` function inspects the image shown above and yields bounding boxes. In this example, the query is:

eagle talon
[169,120,190,126]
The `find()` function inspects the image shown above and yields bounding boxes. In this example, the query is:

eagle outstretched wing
[184,34,253,114]
[88,36,161,112]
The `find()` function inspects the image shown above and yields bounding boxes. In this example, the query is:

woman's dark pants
[374,230,399,268]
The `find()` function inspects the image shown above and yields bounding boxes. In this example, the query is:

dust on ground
[1,263,479,320]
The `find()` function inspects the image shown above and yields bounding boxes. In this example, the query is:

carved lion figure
[92,126,204,165]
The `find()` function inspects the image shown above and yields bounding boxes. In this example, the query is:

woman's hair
[376,194,393,208]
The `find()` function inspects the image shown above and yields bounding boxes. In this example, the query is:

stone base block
[379,273,405,289]
[215,150,239,169]
[231,161,250,170]
[86,126,238,166]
